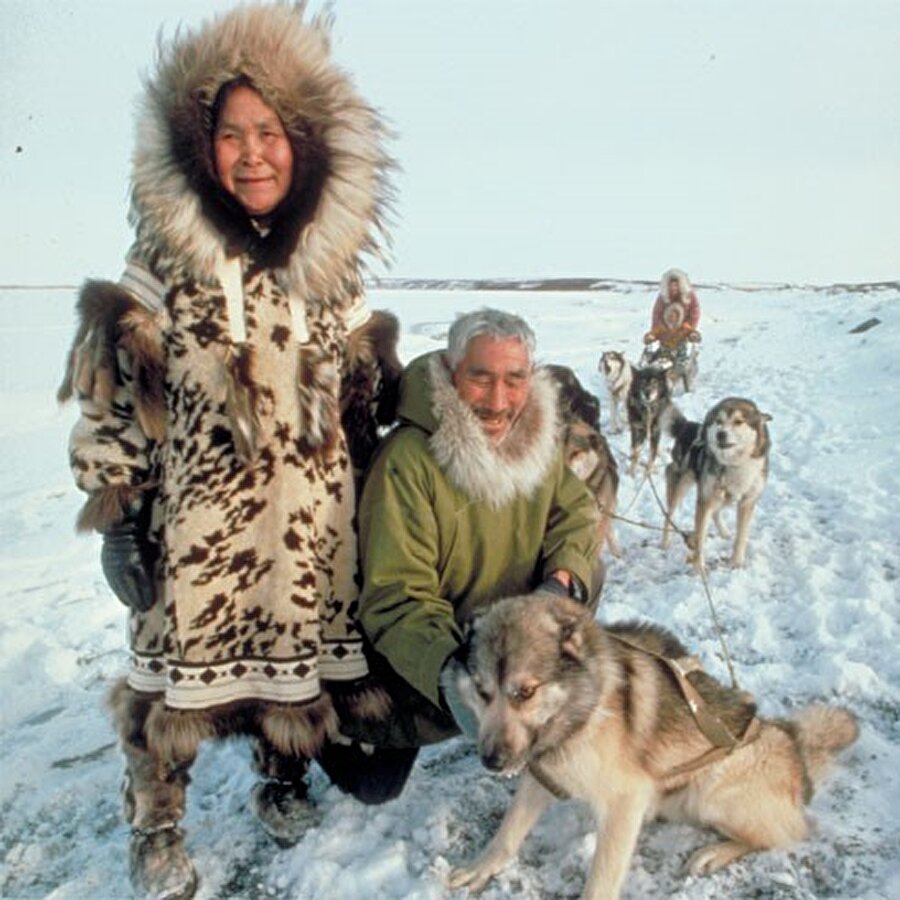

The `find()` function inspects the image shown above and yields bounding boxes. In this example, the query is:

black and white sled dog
[625,364,672,476]
[545,364,601,432]
[662,397,772,572]
[598,351,634,433]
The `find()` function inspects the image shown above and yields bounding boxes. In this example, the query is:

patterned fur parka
[58,4,401,764]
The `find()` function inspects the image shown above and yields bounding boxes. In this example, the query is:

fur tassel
[224,343,263,463]
[261,694,339,760]
[145,704,217,767]
[75,484,146,533]
[328,678,393,725]
[59,280,168,444]
[58,280,135,406]
[341,309,401,471]
[119,308,167,442]
[298,350,340,452]
[345,309,402,402]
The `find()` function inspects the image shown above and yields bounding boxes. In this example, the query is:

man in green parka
[349,308,602,757]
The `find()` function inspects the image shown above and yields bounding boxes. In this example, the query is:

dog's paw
[447,859,502,893]
[688,554,707,576]
[728,554,746,569]
[685,840,751,876]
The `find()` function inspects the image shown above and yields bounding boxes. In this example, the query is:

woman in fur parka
[58,5,401,897]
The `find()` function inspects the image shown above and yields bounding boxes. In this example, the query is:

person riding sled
[643,267,702,366]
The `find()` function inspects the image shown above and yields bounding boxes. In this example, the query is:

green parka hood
[394,351,561,508]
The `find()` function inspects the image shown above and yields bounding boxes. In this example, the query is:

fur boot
[250,738,319,847]
[109,680,198,900]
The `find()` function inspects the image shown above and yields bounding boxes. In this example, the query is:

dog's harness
[527,632,761,799]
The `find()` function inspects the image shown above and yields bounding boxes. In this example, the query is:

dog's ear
[560,621,584,664]
[753,413,772,457]
[552,604,587,664]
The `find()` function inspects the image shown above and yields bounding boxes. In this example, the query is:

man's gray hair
[445,308,536,368]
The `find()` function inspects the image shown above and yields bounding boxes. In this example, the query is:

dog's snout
[480,747,507,772]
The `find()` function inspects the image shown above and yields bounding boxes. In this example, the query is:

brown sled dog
[545,365,620,557]
[444,594,858,900]
[561,419,621,557]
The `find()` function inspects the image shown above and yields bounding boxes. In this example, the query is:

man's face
[666,278,682,302]
[451,336,533,444]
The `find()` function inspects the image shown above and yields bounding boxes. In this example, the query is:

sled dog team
[58,6,856,899]
[599,347,773,573]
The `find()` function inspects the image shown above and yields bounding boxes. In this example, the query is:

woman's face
[213,85,294,217]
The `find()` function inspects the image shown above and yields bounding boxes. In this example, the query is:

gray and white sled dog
[443,593,858,900]
[598,350,634,434]
[663,397,771,572]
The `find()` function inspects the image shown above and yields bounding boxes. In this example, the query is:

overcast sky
[2,0,898,285]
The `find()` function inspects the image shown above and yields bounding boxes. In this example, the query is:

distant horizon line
[1,276,897,294]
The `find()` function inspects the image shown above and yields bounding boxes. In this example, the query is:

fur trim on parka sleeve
[59,279,167,531]
[340,309,402,475]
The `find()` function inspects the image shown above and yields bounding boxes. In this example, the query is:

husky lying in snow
[663,397,771,572]
[443,593,858,900]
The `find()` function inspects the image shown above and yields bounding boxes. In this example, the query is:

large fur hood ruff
[426,354,560,508]
[130,2,393,302]
[660,267,693,300]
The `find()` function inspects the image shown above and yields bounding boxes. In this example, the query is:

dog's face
[703,398,771,466]
[635,367,669,407]
[599,351,625,381]
[447,595,602,776]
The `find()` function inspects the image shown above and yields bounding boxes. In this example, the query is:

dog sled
[639,333,701,394]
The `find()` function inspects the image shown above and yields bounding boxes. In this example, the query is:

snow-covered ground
[1,283,898,899]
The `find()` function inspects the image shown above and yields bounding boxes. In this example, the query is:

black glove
[100,517,157,612]
[439,653,480,740]
[537,576,570,597]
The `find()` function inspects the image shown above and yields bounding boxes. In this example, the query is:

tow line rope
[600,466,740,691]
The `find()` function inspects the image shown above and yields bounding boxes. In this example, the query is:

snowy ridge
[364,276,900,296]
[0,284,897,899]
